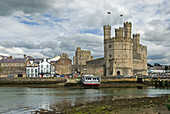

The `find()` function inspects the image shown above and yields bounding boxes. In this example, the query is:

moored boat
[81,74,101,86]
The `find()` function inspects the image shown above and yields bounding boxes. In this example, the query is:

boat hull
[83,82,100,86]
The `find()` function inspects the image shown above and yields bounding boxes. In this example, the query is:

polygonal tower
[104,25,113,76]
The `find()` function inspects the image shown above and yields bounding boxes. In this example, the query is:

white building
[26,58,56,77]
[39,58,51,77]
[26,66,39,77]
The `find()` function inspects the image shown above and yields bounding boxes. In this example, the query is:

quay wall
[0,77,67,84]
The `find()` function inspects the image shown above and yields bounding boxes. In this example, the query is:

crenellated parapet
[115,27,124,39]
[133,34,140,44]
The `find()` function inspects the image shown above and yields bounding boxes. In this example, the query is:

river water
[0,87,170,113]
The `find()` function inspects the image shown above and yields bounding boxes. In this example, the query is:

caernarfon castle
[72,22,148,76]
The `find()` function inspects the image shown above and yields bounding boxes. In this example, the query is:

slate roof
[0,55,9,59]
[0,56,34,63]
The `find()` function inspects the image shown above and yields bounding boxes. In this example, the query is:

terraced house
[0,55,33,77]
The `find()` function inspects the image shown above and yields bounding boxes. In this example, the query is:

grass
[165,95,170,111]
[64,105,113,114]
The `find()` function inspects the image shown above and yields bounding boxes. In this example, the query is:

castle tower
[133,34,140,53]
[104,25,111,40]
[74,47,93,65]
[124,22,132,38]
[104,25,113,76]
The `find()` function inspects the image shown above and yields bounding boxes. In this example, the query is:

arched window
[109,54,112,58]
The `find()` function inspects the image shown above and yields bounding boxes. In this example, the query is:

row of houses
[0,53,72,77]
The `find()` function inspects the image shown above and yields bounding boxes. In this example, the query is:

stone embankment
[2,77,168,88]
[0,77,67,87]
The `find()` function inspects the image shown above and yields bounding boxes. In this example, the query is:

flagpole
[107,11,111,25]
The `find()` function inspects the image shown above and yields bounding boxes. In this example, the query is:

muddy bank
[33,95,170,114]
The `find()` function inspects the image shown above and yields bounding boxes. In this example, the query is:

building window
[35,69,37,76]
[109,45,111,48]
[41,65,43,68]
[31,69,33,76]
[46,65,48,68]
[109,54,112,58]
[28,69,30,76]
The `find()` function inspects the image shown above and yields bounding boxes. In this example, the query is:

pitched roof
[0,55,9,59]
[0,56,33,63]
[25,56,34,60]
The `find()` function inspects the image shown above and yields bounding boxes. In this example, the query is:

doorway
[117,71,120,75]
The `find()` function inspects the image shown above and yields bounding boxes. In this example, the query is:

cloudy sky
[0,0,169,65]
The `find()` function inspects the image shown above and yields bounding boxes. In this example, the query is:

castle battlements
[104,22,147,76]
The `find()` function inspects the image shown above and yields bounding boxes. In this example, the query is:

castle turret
[77,47,81,51]
[124,22,132,38]
[104,25,111,40]
[133,34,140,44]
[133,34,140,53]
[115,27,123,39]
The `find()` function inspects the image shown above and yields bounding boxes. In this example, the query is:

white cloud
[0,0,169,65]
[0,46,24,57]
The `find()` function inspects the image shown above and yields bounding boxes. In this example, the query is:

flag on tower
[107,12,111,14]
[120,14,123,17]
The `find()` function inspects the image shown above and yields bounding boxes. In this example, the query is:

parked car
[61,75,65,77]
[65,75,68,77]
[124,75,131,78]
[56,75,60,77]
[69,74,73,77]
[115,75,122,78]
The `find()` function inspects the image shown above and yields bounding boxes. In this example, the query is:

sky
[0,0,169,65]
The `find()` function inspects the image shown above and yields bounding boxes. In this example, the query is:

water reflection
[0,87,169,113]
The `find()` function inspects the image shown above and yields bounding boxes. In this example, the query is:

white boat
[81,74,101,86]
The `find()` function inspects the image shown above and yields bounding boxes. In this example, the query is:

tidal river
[0,87,170,113]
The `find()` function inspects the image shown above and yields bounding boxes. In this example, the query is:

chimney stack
[24,54,26,58]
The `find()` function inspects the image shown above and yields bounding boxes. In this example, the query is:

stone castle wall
[72,64,104,76]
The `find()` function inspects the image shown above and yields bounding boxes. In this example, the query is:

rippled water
[0,87,169,113]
